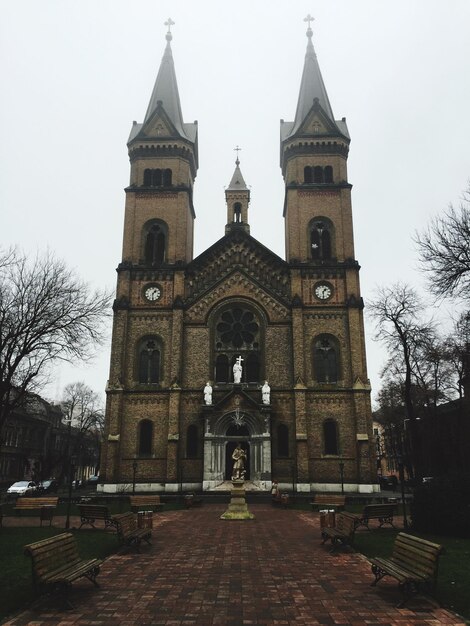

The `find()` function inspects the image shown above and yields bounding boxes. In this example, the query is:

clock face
[314,283,332,301]
[144,285,161,302]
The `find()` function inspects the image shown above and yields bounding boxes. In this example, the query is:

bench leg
[84,565,101,587]
[371,564,387,586]
[378,516,395,529]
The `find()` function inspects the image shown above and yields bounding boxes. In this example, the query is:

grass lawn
[0,527,119,623]
[353,528,470,622]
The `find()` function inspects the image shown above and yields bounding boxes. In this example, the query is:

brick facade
[100,29,377,494]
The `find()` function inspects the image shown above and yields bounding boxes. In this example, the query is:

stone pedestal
[220,480,255,520]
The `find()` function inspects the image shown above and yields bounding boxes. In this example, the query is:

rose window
[216,308,259,349]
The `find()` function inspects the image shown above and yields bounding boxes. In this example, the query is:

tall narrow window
[277,423,289,457]
[233,202,242,222]
[143,169,152,186]
[138,338,161,384]
[215,354,229,383]
[310,219,333,260]
[323,420,339,455]
[144,223,166,265]
[245,353,260,383]
[163,168,172,186]
[186,424,198,458]
[138,420,153,456]
[324,166,333,183]
[304,166,313,183]
[313,335,339,383]
[153,169,162,187]
[314,166,324,183]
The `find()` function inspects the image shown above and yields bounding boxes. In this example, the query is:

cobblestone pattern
[4,505,464,625]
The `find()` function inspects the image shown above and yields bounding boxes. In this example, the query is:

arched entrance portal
[203,410,271,491]
[225,430,250,480]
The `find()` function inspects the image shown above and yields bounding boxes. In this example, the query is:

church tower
[280,16,374,490]
[102,22,198,488]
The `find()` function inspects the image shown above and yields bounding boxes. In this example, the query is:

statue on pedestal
[233,355,243,383]
[262,380,270,404]
[203,382,212,405]
[231,443,246,480]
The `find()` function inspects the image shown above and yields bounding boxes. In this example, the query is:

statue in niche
[233,355,243,384]
[203,382,212,405]
[231,443,246,480]
[262,381,271,405]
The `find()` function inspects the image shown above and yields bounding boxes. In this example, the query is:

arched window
[277,423,289,457]
[186,424,198,458]
[304,166,313,183]
[245,353,260,383]
[138,419,153,456]
[143,169,152,186]
[324,166,333,183]
[310,219,333,260]
[313,335,339,383]
[314,166,324,183]
[214,306,261,384]
[138,337,161,384]
[233,202,242,223]
[144,222,166,265]
[215,354,229,383]
[163,168,172,186]
[323,419,339,455]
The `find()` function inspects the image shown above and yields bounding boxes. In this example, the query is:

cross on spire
[165,17,175,33]
[304,14,314,28]
[234,145,242,165]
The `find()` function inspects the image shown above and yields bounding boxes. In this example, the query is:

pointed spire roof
[291,21,334,135]
[143,20,189,140]
[227,157,248,191]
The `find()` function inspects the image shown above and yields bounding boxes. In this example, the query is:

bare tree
[0,249,111,440]
[368,283,436,477]
[415,184,470,300]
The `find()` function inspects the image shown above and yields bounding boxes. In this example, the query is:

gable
[185,270,290,323]
[185,229,290,312]
[294,100,348,141]
[136,103,180,140]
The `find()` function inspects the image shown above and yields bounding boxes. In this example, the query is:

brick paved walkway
[3,504,465,625]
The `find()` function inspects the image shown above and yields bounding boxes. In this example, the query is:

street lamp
[338,457,345,495]
[132,461,138,494]
[396,452,409,530]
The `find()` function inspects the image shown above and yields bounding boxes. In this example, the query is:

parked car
[6,480,38,496]
[38,479,59,493]
[88,475,100,484]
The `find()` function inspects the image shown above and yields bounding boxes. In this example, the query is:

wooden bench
[129,495,164,513]
[14,497,58,526]
[311,494,345,511]
[77,504,117,530]
[370,532,443,607]
[351,503,397,530]
[112,512,152,551]
[321,513,356,552]
[184,493,203,508]
[24,533,102,607]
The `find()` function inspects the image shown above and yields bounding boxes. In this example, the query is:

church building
[101,19,377,494]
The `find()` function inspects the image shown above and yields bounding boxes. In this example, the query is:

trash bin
[320,509,335,528]
[137,511,153,529]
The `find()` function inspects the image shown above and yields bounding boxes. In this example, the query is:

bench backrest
[313,494,346,505]
[129,495,161,506]
[15,497,58,509]
[392,532,443,580]
[362,503,396,516]
[78,504,111,518]
[113,512,137,537]
[24,533,80,583]
[336,513,356,538]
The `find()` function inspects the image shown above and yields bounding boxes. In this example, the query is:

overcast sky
[2,0,470,405]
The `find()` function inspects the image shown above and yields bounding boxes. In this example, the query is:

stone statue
[231,443,246,480]
[203,382,212,405]
[233,355,243,384]
[262,380,270,404]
